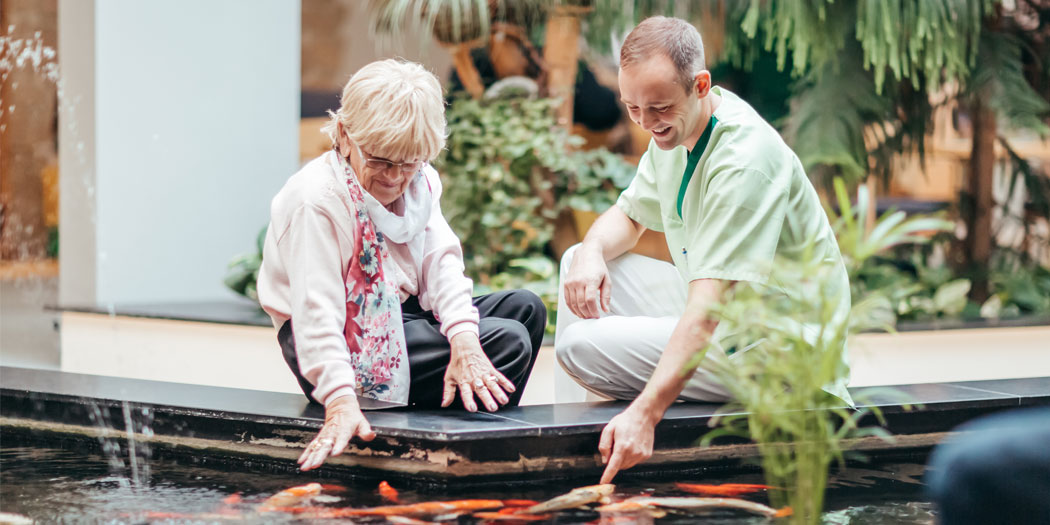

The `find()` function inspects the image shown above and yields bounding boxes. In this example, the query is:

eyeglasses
[355,143,423,175]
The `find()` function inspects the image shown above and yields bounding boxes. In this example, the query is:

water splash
[0,29,59,83]
[1,22,94,203]
[0,28,59,127]
[84,403,126,472]
[83,401,153,487]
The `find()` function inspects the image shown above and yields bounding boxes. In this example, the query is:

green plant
[697,250,900,525]
[437,93,632,327]
[474,256,560,333]
[981,250,1050,318]
[826,177,969,323]
[223,227,267,302]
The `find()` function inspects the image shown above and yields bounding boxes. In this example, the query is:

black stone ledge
[2,367,1048,482]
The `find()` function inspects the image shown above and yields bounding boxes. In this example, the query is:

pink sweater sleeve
[417,167,480,340]
[275,204,358,407]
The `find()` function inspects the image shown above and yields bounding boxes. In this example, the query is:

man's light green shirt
[616,86,854,405]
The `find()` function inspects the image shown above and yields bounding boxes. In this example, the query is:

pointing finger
[600,448,624,484]
[598,424,614,464]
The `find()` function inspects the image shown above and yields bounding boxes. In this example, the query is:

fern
[965,30,1050,135]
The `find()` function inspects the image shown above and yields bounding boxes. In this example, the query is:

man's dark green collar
[677,115,718,218]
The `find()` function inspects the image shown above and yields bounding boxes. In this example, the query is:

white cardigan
[257,152,479,406]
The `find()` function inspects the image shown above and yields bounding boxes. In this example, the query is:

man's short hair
[620,16,706,93]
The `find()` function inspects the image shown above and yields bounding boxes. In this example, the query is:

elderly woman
[257,59,546,471]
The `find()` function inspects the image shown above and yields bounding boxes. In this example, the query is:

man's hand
[442,333,515,412]
[298,395,375,471]
[598,404,657,483]
[563,244,612,319]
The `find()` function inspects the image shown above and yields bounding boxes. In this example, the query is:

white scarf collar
[328,150,432,247]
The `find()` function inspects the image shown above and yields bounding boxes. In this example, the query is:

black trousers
[279,289,546,408]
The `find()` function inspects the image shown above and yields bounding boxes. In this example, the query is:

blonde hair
[620,16,706,93]
[322,59,447,162]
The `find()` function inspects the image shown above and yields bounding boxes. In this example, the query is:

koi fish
[593,499,668,518]
[304,499,505,518]
[473,511,551,521]
[523,484,615,514]
[259,482,323,509]
[378,480,401,503]
[221,493,242,505]
[674,482,775,497]
[387,516,441,525]
[599,496,783,518]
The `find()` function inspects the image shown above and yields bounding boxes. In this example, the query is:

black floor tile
[0,367,541,441]
[0,366,311,419]
[490,401,729,437]
[851,382,1020,412]
[947,377,1050,404]
[491,402,627,435]
[366,408,541,440]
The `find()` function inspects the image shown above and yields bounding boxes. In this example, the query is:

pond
[0,443,936,524]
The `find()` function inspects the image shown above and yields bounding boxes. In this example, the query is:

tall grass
[693,178,923,523]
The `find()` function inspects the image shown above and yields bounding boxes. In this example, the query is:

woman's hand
[298,395,375,471]
[442,333,516,412]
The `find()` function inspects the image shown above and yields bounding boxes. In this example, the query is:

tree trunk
[542,5,589,129]
[544,4,591,258]
[0,0,58,261]
[447,43,485,99]
[965,102,997,302]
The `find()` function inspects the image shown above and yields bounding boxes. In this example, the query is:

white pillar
[58,0,300,305]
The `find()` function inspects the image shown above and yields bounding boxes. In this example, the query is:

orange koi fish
[674,482,776,497]
[221,493,242,505]
[305,499,505,518]
[379,480,401,503]
[259,482,323,509]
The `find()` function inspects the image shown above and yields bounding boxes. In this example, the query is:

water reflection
[0,444,935,524]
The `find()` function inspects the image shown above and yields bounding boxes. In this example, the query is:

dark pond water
[0,444,936,524]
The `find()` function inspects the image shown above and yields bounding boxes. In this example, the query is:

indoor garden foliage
[435,93,634,330]
[697,249,901,525]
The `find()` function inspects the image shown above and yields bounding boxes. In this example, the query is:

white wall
[60,0,299,305]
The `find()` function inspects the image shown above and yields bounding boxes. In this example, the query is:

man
[555,16,853,483]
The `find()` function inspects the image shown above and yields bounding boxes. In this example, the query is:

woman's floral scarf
[335,151,426,407]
